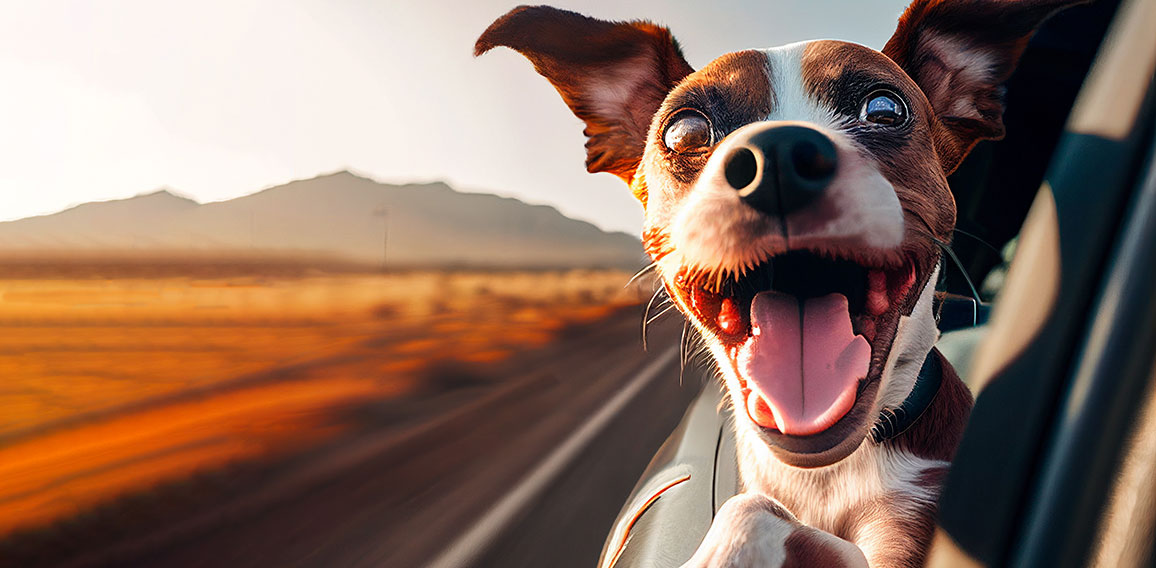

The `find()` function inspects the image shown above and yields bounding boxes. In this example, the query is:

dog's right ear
[882,0,1087,174]
[476,6,693,186]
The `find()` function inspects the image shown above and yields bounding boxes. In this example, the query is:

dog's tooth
[901,263,918,293]
[867,290,889,315]
[867,270,889,315]
[718,298,742,335]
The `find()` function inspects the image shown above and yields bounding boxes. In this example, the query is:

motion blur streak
[0,266,667,566]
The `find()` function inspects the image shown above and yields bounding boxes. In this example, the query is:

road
[14,306,704,568]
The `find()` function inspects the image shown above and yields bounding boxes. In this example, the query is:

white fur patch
[763,42,843,126]
[781,132,905,255]
[663,147,778,278]
[686,492,874,567]
[733,422,947,562]
[682,494,794,568]
[876,265,941,412]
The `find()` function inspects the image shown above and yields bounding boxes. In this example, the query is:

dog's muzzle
[720,124,838,218]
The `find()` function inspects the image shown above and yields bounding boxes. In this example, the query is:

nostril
[791,140,837,181]
[724,147,758,191]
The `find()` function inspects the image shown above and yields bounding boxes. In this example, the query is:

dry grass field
[0,267,649,537]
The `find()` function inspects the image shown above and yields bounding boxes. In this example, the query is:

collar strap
[870,351,942,443]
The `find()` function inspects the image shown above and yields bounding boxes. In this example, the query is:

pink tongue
[738,292,871,436]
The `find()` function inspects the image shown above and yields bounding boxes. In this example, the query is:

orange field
[0,269,648,536]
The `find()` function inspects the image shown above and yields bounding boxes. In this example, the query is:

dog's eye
[663,110,712,154]
[859,91,907,126]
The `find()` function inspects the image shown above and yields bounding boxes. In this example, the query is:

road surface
[10,306,705,568]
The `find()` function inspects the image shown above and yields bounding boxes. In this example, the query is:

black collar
[870,351,943,443]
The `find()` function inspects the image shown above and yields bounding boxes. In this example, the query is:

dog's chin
[744,376,880,468]
[667,248,922,469]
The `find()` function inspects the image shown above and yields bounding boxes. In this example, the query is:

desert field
[0,267,649,537]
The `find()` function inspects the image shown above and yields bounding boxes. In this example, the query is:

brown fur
[846,494,940,568]
[881,0,1091,173]
[784,527,868,568]
[475,6,692,183]
[665,50,775,134]
[634,50,776,226]
[835,467,951,568]
[890,349,974,462]
[641,226,672,261]
[800,40,955,319]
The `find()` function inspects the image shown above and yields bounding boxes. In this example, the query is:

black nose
[722,124,838,217]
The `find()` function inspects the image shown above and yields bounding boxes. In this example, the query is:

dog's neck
[871,349,943,442]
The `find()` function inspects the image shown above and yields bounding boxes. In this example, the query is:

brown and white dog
[477,1,1079,565]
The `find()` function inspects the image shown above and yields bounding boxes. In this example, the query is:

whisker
[645,304,677,326]
[679,320,690,385]
[642,284,668,351]
[624,262,658,288]
[901,203,937,236]
[679,322,705,386]
[690,344,712,375]
[892,211,986,304]
[953,228,1002,256]
[933,237,984,304]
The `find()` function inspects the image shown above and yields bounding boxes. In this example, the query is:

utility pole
[373,205,390,271]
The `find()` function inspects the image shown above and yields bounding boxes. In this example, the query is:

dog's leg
[682,493,868,568]
[848,498,940,568]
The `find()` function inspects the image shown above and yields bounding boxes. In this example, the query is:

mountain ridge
[0,171,643,269]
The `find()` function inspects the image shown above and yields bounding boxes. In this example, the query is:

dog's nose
[721,124,837,217]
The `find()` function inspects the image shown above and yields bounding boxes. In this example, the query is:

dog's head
[477,0,1077,467]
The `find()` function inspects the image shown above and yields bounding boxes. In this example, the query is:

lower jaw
[734,371,881,469]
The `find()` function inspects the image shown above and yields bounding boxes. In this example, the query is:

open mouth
[670,250,917,440]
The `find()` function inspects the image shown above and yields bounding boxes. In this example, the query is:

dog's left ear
[883,0,1087,174]
[476,6,693,186]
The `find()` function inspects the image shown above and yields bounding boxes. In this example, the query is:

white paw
[682,494,868,568]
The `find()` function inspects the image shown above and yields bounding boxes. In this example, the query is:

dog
[477,1,1080,565]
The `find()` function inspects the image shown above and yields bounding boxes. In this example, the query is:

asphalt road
[15,305,704,568]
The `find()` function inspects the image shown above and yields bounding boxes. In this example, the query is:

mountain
[0,172,644,268]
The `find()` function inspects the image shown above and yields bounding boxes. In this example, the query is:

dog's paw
[682,493,868,568]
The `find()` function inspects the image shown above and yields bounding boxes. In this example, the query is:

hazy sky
[0,0,910,234]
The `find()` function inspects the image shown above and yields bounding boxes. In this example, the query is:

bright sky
[0,0,909,234]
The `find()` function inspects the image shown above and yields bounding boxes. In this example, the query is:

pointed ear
[476,5,693,183]
[882,0,1087,173]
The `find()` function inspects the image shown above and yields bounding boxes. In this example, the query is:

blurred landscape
[0,176,699,567]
